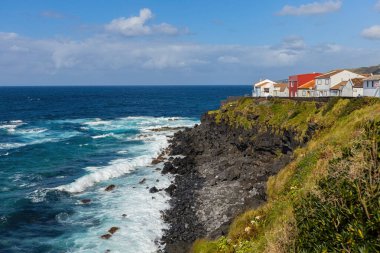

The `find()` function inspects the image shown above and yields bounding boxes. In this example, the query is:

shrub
[294,121,380,252]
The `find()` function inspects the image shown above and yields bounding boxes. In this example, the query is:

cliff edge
[161,97,380,253]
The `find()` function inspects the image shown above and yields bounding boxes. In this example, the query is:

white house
[273,83,289,97]
[315,70,364,97]
[363,75,380,97]
[352,78,364,97]
[297,80,315,97]
[252,79,277,97]
[330,81,351,97]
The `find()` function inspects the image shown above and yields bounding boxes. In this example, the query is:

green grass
[192,97,380,253]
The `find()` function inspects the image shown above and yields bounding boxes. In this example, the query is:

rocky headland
[160,98,316,252]
[160,97,380,253]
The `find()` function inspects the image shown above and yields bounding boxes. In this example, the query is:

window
[302,91,306,96]
[264,88,270,93]
[317,79,322,85]
[326,79,330,85]
[371,81,374,88]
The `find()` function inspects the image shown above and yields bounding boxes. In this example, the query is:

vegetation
[196,97,380,253]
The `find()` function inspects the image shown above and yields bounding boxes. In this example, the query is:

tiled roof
[316,70,343,79]
[330,81,348,90]
[274,83,288,92]
[364,75,380,81]
[351,78,364,88]
[298,80,315,89]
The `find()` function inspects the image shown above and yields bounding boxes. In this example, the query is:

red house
[288,73,322,97]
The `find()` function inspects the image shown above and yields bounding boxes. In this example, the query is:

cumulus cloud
[0,32,18,40]
[280,36,307,50]
[362,25,380,40]
[278,1,342,16]
[1,31,380,85]
[105,8,184,36]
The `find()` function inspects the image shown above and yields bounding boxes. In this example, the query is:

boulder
[100,234,112,240]
[80,199,91,204]
[165,184,177,196]
[108,227,120,234]
[149,186,159,193]
[162,162,176,174]
[105,184,116,191]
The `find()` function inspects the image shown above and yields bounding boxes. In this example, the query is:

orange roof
[298,80,315,89]
[364,75,380,81]
[273,83,288,92]
[316,70,343,79]
[351,78,364,88]
[330,81,348,90]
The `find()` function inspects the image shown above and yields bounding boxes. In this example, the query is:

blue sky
[1,0,380,85]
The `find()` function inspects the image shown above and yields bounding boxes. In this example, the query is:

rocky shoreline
[158,112,309,253]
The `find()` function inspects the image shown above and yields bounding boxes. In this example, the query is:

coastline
[159,111,304,253]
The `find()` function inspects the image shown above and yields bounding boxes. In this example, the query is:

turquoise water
[0,86,250,252]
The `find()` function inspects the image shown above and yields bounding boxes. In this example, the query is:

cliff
[161,97,380,253]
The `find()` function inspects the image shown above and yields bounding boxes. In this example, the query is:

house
[273,83,289,97]
[297,80,315,97]
[352,78,364,97]
[288,73,322,97]
[252,79,276,97]
[330,78,365,97]
[330,81,350,97]
[315,70,364,97]
[363,75,380,97]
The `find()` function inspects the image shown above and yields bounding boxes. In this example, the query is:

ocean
[0,85,250,253]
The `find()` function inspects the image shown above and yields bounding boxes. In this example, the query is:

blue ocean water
[0,85,250,253]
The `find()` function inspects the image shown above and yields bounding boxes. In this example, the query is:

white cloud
[218,56,240,64]
[0,32,18,40]
[9,45,30,52]
[1,31,380,85]
[278,1,342,16]
[105,8,183,36]
[281,36,306,50]
[362,25,380,40]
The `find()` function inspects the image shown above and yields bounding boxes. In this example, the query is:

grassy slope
[192,97,380,253]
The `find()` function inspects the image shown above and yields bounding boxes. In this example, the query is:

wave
[55,156,152,193]
[0,120,25,133]
[83,118,111,126]
[0,143,26,150]
[17,128,48,134]
[91,133,116,139]
[56,131,170,193]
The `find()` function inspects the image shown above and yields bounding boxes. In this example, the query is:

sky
[1,0,380,85]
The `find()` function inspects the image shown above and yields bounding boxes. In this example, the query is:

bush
[294,121,380,252]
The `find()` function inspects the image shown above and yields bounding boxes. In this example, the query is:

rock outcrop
[161,112,304,253]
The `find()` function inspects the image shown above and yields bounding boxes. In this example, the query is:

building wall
[363,80,380,97]
[297,89,314,97]
[315,78,330,97]
[316,71,363,97]
[341,82,353,97]
[288,73,321,98]
[353,88,363,97]
[274,88,289,97]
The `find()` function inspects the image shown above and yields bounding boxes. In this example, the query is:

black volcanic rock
[149,187,159,193]
[161,112,302,253]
